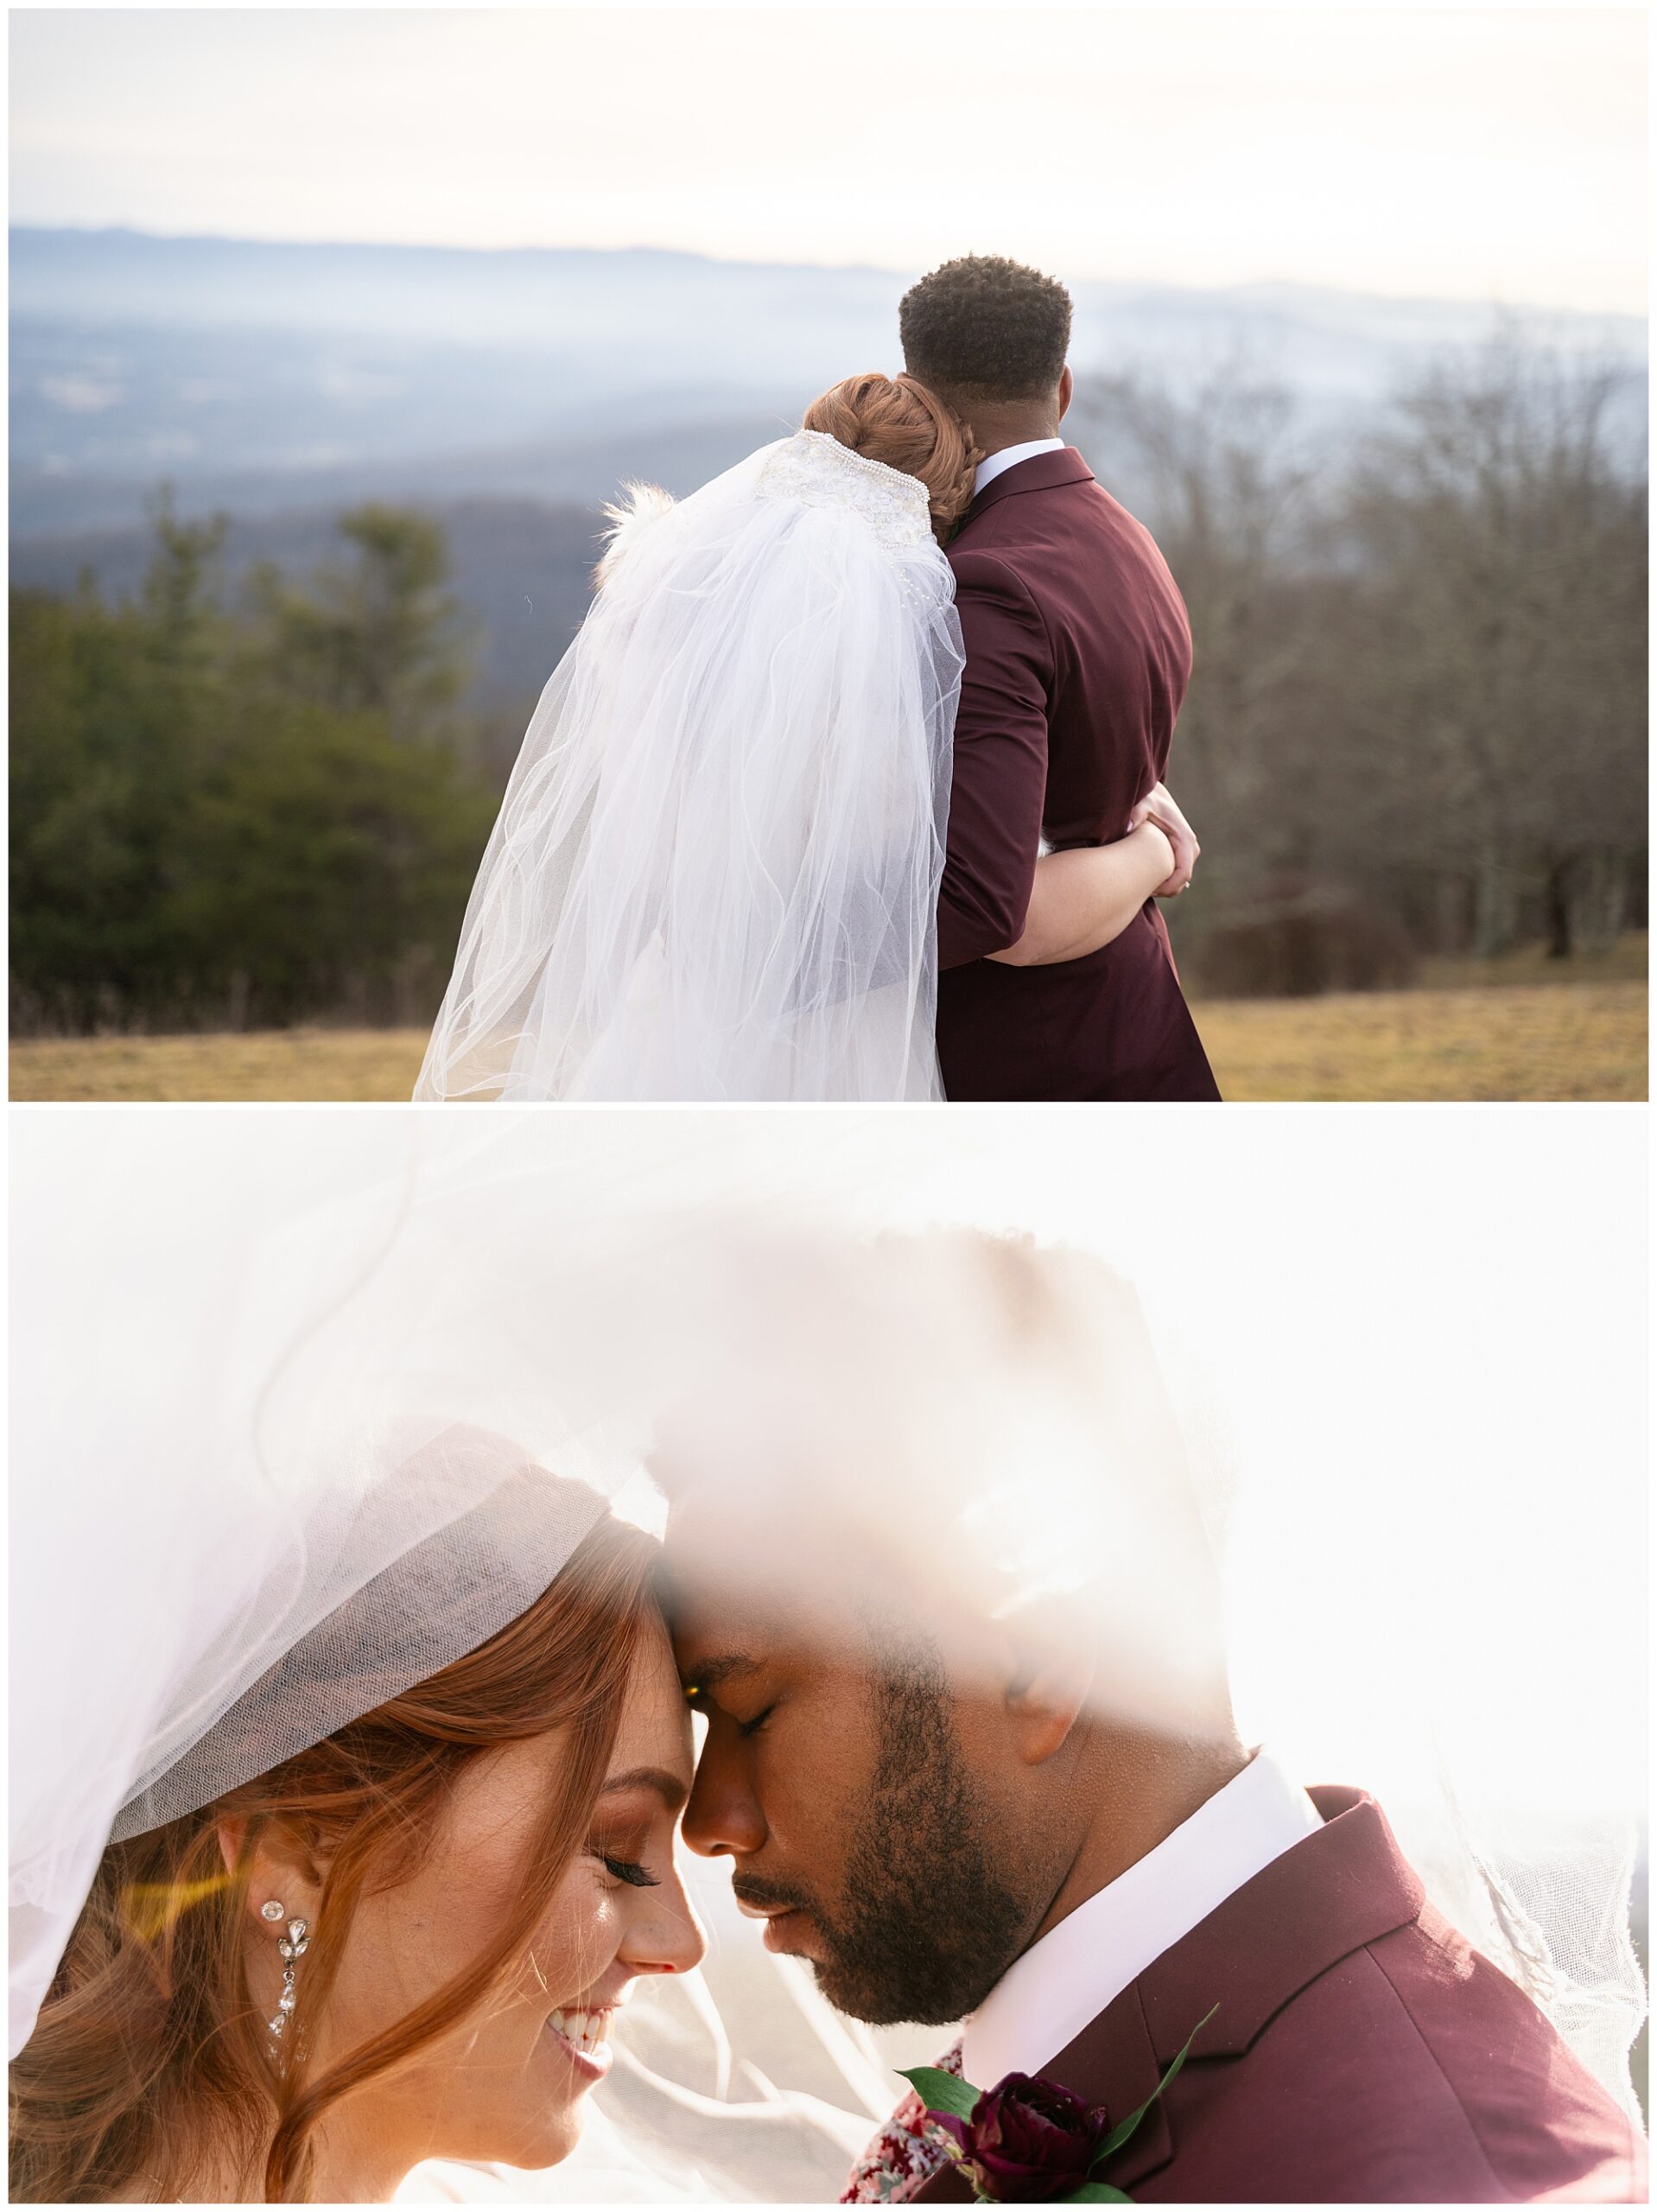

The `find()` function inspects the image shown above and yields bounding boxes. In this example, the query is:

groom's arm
[936,551,1052,969]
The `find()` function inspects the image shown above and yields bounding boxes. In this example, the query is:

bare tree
[1074,364,1317,874]
[1070,330,1647,975]
[1343,332,1647,955]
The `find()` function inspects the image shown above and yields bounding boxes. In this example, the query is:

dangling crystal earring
[259,1898,310,2042]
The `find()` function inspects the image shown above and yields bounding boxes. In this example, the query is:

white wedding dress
[415,433,964,1102]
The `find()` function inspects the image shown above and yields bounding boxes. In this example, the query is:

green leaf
[1062,2187,1134,2203]
[1094,2005,1218,2160]
[897,2066,982,2120]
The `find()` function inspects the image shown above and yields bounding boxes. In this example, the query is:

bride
[414,374,1178,1100]
[10,1459,702,2203]
[6,1123,717,2205]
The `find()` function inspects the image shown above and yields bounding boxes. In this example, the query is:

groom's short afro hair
[899,257,1072,402]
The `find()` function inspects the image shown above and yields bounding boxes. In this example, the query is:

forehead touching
[606,1610,695,1803]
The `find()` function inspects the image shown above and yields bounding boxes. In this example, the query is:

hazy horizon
[11,215,1653,328]
[10,7,1647,318]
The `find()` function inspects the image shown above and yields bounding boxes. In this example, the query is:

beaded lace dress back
[757,430,936,551]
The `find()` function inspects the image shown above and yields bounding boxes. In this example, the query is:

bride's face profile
[246,1614,702,2193]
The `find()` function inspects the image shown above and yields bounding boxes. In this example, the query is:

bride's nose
[618,1866,705,1977]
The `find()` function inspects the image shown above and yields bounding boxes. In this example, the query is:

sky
[8,5,1648,315]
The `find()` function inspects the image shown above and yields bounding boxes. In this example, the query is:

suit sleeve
[936,550,1053,969]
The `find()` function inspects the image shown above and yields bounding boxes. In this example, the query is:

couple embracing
[13,1228,1640,2202]
[416,257,1220,1103]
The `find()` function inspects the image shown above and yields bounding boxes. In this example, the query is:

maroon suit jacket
[935,448,1220,1102]
[917,1789,1644,2203]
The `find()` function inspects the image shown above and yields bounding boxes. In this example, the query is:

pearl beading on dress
[758,431,935,551]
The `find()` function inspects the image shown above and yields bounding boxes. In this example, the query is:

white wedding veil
[10,1111,1646,2205]
[415,431,962,1102]
[7,1113,695,2061]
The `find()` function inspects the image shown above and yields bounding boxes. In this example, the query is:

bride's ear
[1002,1614,1096,1766]
[216,1813,324,1923]
[214,1813,247,1878]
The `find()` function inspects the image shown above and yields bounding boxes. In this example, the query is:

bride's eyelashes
[600,1853,661,1890]
[588,1827,663,1888]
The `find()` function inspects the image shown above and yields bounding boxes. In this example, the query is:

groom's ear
[1002,1614,1095,1767]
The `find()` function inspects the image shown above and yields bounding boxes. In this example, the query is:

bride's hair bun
[801,372,983,543]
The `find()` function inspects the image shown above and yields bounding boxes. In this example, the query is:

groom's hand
[1128,782,1198,895]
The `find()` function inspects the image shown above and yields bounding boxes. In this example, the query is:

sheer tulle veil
[415,432,963,1102]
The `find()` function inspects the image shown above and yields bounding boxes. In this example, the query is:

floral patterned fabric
[841,2039,964,2202]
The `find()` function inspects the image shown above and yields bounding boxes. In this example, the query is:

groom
[901,257,1221,1102]
[661,1234,1641,2203]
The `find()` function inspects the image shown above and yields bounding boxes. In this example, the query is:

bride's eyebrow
[598,1766,689,1813]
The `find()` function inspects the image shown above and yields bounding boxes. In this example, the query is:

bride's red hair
[8,1515,658,2205]
[802,372,982,543]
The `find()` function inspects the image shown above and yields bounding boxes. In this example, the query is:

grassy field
[11,938,1647,1103]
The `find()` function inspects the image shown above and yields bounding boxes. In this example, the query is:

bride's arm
[988,822,1176,967]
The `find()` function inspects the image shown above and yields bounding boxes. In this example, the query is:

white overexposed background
[16,1100,1646,1824]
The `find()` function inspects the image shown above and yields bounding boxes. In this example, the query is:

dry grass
[11,939,1647,1103]
[9,1027,431,1103]
[1199,980,1646,1103]
[1199,934,1647,1103]
[1414,933,1647,992]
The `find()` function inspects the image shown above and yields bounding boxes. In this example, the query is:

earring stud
[259,1898,285,1922]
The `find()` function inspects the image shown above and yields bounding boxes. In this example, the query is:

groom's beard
[737,1662,1027,2027]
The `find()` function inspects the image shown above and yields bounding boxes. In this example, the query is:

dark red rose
[934,2071,1110,2202]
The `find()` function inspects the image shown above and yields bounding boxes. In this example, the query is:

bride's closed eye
[599,1853,661,1890]
[587,1811,663,1888]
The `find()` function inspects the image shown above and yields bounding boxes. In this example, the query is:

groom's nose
[682,1744,767,1860]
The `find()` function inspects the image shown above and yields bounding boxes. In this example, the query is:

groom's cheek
[784,1694,880,1871]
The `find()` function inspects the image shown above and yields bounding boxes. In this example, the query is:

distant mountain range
[10,226,1647,702]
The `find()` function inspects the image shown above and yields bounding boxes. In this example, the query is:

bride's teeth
[548,2006,611,2057]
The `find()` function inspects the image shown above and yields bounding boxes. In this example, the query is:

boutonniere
[898,2007,1215,2203]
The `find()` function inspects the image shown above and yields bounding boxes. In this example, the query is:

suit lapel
[907,1789,1425,2203]
[1050,1982,1178,2195]
[910,1985,1173,2202]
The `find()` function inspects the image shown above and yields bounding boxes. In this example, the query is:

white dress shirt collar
[972,436,1067,498]
[960,1748,1324,2091]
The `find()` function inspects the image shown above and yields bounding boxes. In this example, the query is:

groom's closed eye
[682,1653,761,1711]
[682,1656,780,1739]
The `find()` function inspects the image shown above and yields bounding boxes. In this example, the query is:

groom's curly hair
[899,256,1072,403]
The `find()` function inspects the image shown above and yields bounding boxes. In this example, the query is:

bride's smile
[542,2001,619,2073]
[11,1503,705,2203]
[340,1618,702,2183]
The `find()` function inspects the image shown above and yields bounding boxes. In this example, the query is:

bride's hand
[1127,781,1198,896]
